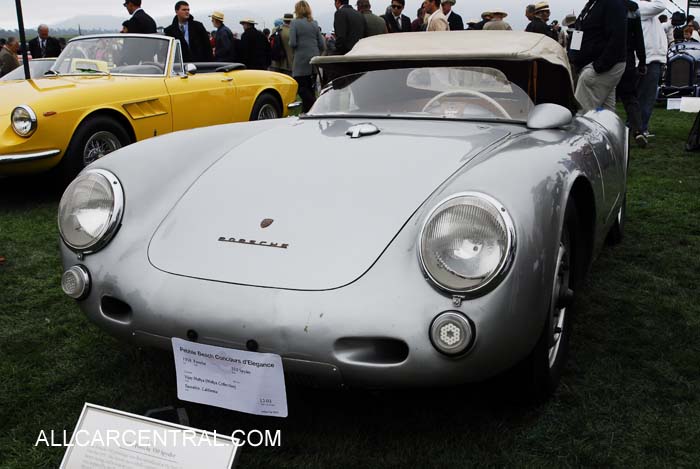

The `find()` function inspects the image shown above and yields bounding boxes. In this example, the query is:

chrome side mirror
[526,103,573,129]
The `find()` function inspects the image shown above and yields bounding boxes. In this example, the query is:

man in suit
[0,37,20,78]
[357,0,388,36]
[424,0,449,31]
[441,0,464,31]
[123,0,157,34]
[28,25,61,58]
[164,1,213,62]
[334,0,366,55]
[382,0,411,33]
[239,19,271,70]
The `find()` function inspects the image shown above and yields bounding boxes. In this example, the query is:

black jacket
[447,11,464,31]
[334,5,366,54]
[28,36,61,58]
[125,9,157,34]
[164,15,213,62]
[381,13,411,33]
[568,0,627,73]
[214,24,237,62]
[624,1,645,66]
[526,17,558,40]
[240,27,271,70]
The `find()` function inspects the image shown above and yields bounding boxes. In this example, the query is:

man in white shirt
[424,0,449,31]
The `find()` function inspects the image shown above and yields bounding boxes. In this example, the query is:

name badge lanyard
[570,0,598,51]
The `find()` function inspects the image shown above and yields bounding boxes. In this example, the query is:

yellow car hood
[0,76,118,117]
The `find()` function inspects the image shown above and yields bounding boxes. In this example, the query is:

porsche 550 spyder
[0,34,298,179]
[59,32,628,402]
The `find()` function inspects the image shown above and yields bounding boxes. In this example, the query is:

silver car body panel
[61,103,627,387]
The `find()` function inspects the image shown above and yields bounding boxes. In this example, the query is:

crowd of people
[2,0,699,140]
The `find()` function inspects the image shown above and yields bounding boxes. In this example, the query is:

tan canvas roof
[314,31,570,76]
[313,31,575,109]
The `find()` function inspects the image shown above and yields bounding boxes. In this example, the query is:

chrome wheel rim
[83,131,122,166]
[257,104,278,120]
[549,230,571,369]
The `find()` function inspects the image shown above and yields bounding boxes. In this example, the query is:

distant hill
[0,9,337,39]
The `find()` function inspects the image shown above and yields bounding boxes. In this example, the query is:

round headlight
[11,105,38,137]
[419,193,515,295]
[58,169,124,253]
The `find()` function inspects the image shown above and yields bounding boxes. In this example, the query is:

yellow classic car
[0,34,299,179]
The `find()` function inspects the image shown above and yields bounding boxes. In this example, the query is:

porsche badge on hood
[218,237,289,250]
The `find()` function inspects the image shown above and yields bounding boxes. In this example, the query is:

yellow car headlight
[11,105,38,137]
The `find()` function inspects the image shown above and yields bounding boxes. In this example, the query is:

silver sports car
[59,32,628,401]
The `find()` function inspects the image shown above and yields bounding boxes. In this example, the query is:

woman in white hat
[483,8,512,30]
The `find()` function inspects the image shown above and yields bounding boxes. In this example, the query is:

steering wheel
[422,89,511,119]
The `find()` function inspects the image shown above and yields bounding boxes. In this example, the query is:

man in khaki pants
[568,0,627,111]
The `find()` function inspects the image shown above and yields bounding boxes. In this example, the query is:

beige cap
[481,11,492,19]
[563,14,577,26]
[442,0,456,4]
[240,18,258,25]
[209,11,224,21]
[490,8,508,16]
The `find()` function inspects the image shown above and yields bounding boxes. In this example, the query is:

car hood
[148,118,512,290]
[0,76,120,116]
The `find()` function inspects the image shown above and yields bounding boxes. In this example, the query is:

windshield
[0,60,55,81]
[308,67,534,122]
[52,36,171,76]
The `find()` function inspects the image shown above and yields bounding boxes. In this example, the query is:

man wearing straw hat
[483,8,512,30]
[240,18,271,70]
[441,0,464,31]
[526,2,558,40]
[210,11,236,62]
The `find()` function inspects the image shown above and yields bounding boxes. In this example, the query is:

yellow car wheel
[59,116,131,182]
[249,93,281,121]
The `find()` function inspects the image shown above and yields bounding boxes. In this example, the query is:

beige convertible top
[313,31,576,109]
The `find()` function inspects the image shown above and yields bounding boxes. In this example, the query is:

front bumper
[61,238,549,389]
[0,148,60,164]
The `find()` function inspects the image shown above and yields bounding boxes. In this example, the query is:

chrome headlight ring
[58,169,124,255]
[11,105,38,137]
[418,192,516,297]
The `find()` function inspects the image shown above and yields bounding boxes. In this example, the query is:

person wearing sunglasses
[382,0,412,33]
[122,0,157,34]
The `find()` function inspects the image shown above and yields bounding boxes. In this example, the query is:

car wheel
[507,199,580,403]
[250,93,281,121]
[60,116,131,181]
[606,194,626,245]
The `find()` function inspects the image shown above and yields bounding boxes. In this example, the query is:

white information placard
[680,97,700,113]
[667,98,682,110]
[172,338,288,418]
[60,403,239,469]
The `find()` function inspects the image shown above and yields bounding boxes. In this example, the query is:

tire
[58,116,131,182]
[606,193,626,245]
[506,198,581,404]
[249,93,281,121]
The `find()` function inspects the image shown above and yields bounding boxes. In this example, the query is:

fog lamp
[61,265,91,300]
[430,311,474,356]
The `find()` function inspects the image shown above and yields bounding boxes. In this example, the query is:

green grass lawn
[1,108,699,468]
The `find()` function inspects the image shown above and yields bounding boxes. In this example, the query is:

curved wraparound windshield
[52,37,171,76]
[308,67,534,122]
